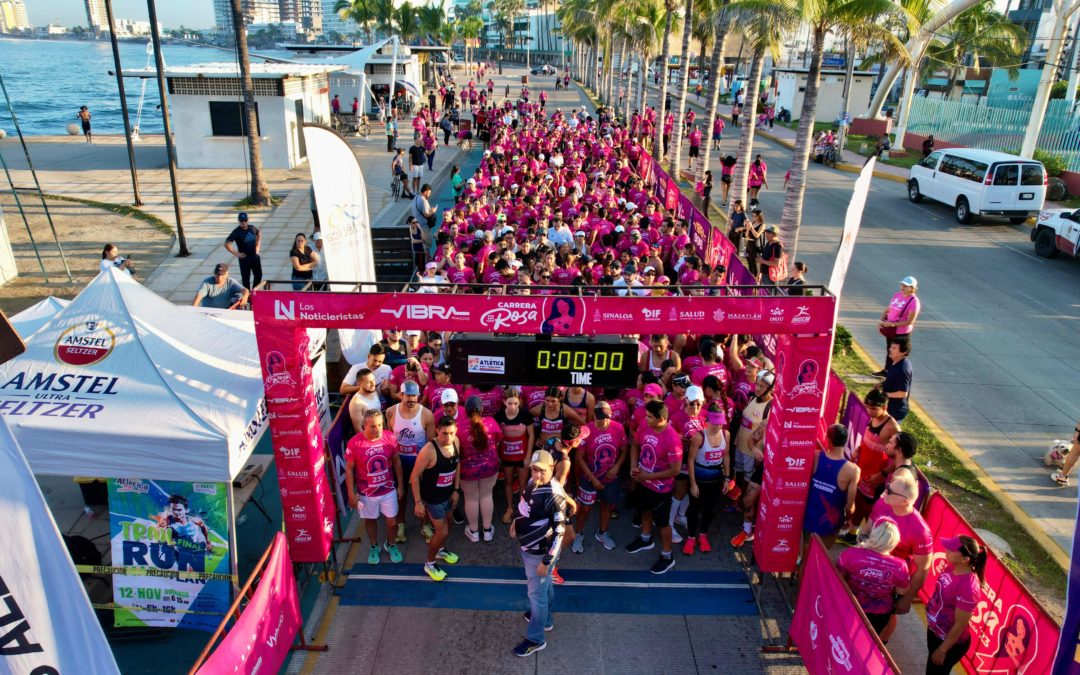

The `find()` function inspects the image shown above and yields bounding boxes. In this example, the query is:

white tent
[0,415,119,674]
[0,269,267,483]
[11,296,70,338]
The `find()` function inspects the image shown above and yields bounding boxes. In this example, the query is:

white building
[321,0,353,39]
[773,67,876,123]
[323,44,424,116]
[213,0,321,39]
[126,62,343,170]
[84,0,105,35]
[0,0,30,33]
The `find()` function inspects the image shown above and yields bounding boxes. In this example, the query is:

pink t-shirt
[837,547,911,614]
[886,291,920,335]
[691,363,730,389]
[583,422,627,484]
[870,500,933,565]
[606,398,631,426]
[345,431,399,497]
[463,387,505,416]
[459,416,503,481]
[635,423,683,493]
[926,569,981,640]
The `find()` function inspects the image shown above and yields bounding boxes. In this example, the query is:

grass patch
[832,335,1067,605]
[1057,196,1080,208]
[42,194,174,237]
[231,194,284,210]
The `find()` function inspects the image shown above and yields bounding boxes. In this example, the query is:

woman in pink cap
[876,276,920,376]
[925,535,986,674]
[683,401,732,554]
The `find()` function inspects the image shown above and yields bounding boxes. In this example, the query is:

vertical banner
[303,125,381,364]
[195,533,301,675]
[312,352,332,436]
[1055,491,1080,674]
[108,479,231,631]
[790,536,898,674]
[840,393,871,460]
[827,157,875,298]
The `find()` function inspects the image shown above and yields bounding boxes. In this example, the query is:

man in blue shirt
[881,337,913,422]
[223,212,262,290]
[192,263,248,310]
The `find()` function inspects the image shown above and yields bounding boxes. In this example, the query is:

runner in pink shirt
[626,400,683,574]
[346,408,405,565]
[836,519,911,634]
[459,396,503,543]
[925,536,986,674]
[573,401,627,552]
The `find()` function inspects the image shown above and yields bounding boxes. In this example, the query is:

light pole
[104,0,142,206]
[1021,0,1080,158]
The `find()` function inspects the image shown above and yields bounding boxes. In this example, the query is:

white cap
[614,225,625,233]
[575,230,586,238]
[441,389,459,404]
[901,276,918,288]
[686,385,705,402]
[511,184,519,190]
[406,330,422,336]
[558,186,567,195]
[625,202,637,211]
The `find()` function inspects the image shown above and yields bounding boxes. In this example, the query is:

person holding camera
[100,243,135,277]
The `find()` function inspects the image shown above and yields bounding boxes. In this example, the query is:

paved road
[638,83,1080,553]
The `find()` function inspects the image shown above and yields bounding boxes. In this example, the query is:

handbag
[878,296,914,338]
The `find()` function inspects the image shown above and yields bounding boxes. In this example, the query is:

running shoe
[682,537,696,555]
[651,555,675,575]
[421,522,434,542]
[671,528,684,544]
[632,513,642,528]
[502,507,514,524]
[436,548,459,564]
[595,530,616,550]
[464,527,480,543]
[697,534,712,553]
[1053,471,1071,486]
[625,537,655,554]
[523,612,554,632]
[483,526,494,542]
[395,523,407,543]
[730,530,749,547]
[367,545,380,565]
[453,510,465,525]
[571,536,584,554]
[609,510,619,520]
[384,542,403,563]
[424,562,447,581]
[551,567,564,584]
[512,639,547,657]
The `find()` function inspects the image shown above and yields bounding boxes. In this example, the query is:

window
[992,164,1019,186]
[940,155,988,182]
[209,101,261,137]
[919,151,941,169]
[1021,164,1044,186]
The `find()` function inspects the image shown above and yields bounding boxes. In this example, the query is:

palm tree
[920,1,1025,98]
[625,0,666,124]
[667,0,695,176]
[397,1,422,43]
[230,0,270,206]
[653,0,682,161]
[458,16,484,71]
[334,0,377,43]
[696,0,731,183]
[741,0,911,262]
[418,1,448,43]
[372,0,398,39]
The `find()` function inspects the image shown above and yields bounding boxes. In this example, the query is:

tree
[696,0,731,183]
[668,0,694,176]
[396,1,422,44]
[418,1,448,43]
[230,0,271,206]
[920,1,1025,99]
[334,0,377,43]
[653,0,682,161]
[372,0,399,38]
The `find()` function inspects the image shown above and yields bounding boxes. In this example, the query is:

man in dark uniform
[223,212,262,290]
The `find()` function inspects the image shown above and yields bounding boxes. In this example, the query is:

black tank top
[420,441,460,504]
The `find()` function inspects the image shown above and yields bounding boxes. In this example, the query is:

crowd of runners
[336,71,989,669]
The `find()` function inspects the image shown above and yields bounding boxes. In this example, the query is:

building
[113,19,156,37]
[0,0,31,34]
[214,0,322,39]
[1009,0,1055,68]
[35,24,67,37]
[321,0,354,40]
[84,0,106,36]
[773,67,877,123]
[126,62,343,169]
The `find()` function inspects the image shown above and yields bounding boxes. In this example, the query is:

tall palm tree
[334,0,377,43]
[372,0,398,38]
[418,1,447,43]
[397,1,423,43]
[920,1,1025,98]
[230,0,270,206]
[626,0,666,125]
[653,0,682,161]
[667,0,695,176]
[696,0,731,183]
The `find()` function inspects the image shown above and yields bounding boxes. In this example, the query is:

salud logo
[54,320,116,366]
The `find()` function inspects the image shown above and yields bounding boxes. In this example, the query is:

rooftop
[123,62,347,79]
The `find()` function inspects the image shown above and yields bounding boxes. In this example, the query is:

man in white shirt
[341,343,393,396]
[547,218,573,249]
[416,262,446,294]
[613,264,646,297]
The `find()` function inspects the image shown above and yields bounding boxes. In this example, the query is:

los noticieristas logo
[0,320,120,420]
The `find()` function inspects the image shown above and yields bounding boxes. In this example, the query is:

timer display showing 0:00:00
[536,350,626,371]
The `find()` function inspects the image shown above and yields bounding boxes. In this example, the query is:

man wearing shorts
[408,138,426,194]
[410,415,462,581]
[346,409,405,565]
[574,401,626,551]
[730,370,774,547]
[625,400,683,574]
[385,380,436,543]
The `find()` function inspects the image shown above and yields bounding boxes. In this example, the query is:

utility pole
[146,0,190,256]
[1021,0,1080,157]
[104,0,143,206]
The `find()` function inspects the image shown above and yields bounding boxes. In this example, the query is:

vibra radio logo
[382,304,469,321]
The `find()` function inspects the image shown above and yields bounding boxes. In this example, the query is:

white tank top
[392,404,427,457]
[696,430,727,467]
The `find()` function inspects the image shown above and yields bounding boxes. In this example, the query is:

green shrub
[834,323,853,356]
[1033,149,1068,177]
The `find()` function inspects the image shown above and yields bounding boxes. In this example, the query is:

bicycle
[354,115,371,139]
[391,172,404,200]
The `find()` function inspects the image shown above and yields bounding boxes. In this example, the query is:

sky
[31,0,216,30]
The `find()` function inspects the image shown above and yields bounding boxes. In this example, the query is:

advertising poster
[108,478,231,631]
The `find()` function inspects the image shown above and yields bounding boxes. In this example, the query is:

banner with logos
[828,157,875,298]
[107,478,231,630]
[790,536,898,674]
[920,492,1060,674]
[840,391,871,460]
[1055,492,1080,675]
[195,533,301,675]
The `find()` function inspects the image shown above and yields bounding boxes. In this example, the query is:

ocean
[0,38,278,136]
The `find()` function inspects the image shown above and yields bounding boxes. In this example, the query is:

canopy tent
[0,269,268,483]
[0,415,119,674]
[11,296,70,338]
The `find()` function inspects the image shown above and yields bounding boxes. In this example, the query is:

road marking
[998,243,1045,264]
[910,203,943,221]
[347,573,746,590]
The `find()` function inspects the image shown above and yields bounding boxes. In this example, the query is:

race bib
[436,471,455,488]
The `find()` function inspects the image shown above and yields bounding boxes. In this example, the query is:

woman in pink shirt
[837,519,910,634]
[459,396,503,543]
[925,536,986,674]
[876,276,921,374]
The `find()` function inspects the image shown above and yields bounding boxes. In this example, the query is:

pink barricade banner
[919,493,1060,674]
[818,370,848,445]
[790,536,898,674]
[840,393,871,460]
[196,532,301,675]
[252,291,837,336]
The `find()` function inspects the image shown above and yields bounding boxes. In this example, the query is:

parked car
[907,148,1046,224]
[1031,209,1080,258]
[530,64,557,76]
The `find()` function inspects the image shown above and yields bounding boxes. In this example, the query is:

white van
[907,148,1046,224]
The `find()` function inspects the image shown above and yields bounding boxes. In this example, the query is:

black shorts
[502,459,524,468]
[865,611,893,634]
[721,175,732,185]
[689,146,700,158]
[633,486,672,523]
[750,461,764,485]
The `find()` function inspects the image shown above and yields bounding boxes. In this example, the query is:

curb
[848,337,1071,572]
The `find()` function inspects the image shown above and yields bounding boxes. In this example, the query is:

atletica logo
[55,320,116,366]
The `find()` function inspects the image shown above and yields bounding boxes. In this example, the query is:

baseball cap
[594,404,612,420]
[406,330,422,337]
[425,262,438,270]
[673,374,691,388]
[614,225,625,233]
[685,385,704,402]
[530,449,555,468]
[757,370,776,387]
[312,231,322,241]
[575,230,586,238]
[643,383,664,397]
[746,356,765,369]
[901,276,918,288]
[441,389,459,404]
[402,380,421,396]
[656,275,671,284]
[237,212,249,221]
[434,363,451,374]
[465,395,484,414]
[214,263,228,275]
[765,225,778,234]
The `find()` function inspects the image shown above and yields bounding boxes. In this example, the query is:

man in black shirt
[881,337,913,422]
[758,225,785,285]
[223,212,262,290]
[510,450,570,657]
[408,140,426,195]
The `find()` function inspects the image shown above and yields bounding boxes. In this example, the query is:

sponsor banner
[819,371,848,445]
[468,355,505,375]
[827,157,875,299]
[195,533,301,675]
[790,536,898,674]
[107,479,230,631]
[920,493,1059,675]
[312,353,332,436]
[253,292,837,336]
[325,407,352,517]
[1056,491,1080,675]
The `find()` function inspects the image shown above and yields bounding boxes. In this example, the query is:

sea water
[0,38,270,136]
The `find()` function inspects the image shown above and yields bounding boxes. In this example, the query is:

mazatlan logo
[55,320,116,366]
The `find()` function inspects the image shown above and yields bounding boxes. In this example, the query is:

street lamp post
[1021,0,1080,158]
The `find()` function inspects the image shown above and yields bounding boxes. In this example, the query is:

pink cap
[643,383,664,397]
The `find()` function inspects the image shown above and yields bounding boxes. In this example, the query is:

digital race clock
[448,334,639,388]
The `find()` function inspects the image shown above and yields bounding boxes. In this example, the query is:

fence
[906,97,1080,172]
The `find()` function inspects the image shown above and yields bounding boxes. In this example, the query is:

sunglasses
[884,485,910,500]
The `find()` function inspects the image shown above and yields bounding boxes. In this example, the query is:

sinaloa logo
[55,320,116,366]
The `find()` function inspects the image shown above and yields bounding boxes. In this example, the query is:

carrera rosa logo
[55,320,116,366]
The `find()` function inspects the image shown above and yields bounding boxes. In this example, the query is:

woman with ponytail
[459,396,502,544]
[925,535,987,674]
